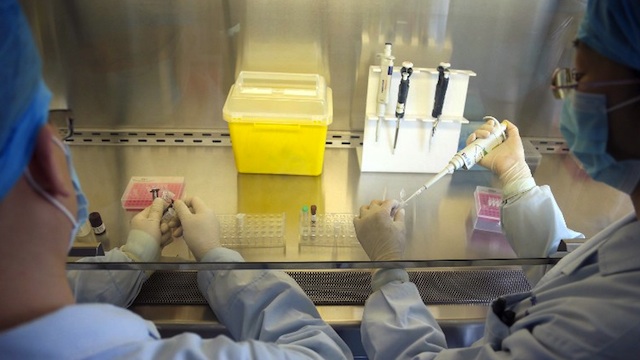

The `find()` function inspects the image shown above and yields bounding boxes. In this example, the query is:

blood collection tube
[310,205,317,239]
[89,212,111,250]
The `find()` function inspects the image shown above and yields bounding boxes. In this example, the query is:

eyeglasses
[551,67,640,99]
[47,109,75,141]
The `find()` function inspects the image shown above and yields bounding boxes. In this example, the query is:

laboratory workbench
[70,142,632,262]
[67,141,633,351]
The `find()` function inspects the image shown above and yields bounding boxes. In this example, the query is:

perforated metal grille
[136,271,205,305]
[133,269,531,306]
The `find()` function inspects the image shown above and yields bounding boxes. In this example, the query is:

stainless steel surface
[68,144,633,263]
[23,0,585,137]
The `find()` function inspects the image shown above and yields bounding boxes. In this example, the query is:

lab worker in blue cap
[0,1,352,358]
[354,1,640,359]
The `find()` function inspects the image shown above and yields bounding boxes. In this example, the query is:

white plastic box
[471,186,503,233]
[359,65,476,173]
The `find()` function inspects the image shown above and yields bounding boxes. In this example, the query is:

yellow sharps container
[223,71,333,176]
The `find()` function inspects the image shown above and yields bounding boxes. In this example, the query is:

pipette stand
[359,65,476,173]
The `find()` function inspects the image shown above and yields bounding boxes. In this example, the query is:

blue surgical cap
[577,0,640,71]
[0,0,52,201]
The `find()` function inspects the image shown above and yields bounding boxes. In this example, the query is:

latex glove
[172,197,221,261]
[121,197,170,262]
[467,119,535,198]
[353,199,406,261]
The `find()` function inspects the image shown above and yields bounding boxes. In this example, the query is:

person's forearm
[362,276,447,360]
[67,248,147,307]
[196,248,351,359]
[502,185,584,258]
[502,185,584,284]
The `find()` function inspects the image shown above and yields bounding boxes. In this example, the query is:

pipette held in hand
[376,43,394,142]
[448,116,507,171]
[394,116,507,213]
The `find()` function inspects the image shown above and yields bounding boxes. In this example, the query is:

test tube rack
[299,213,360,248]
[121,176,186,211]
[218,213,285,248]
[359,65,476,173]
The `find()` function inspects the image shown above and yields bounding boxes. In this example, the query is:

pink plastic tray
[121,176,185,211]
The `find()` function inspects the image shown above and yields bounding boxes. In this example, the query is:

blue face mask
[560,91,640,194]
[24,137,89,250]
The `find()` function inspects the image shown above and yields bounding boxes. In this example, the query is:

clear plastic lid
[223,71,333,125]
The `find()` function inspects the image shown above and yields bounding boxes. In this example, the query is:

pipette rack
[218,213,285,248]
[299,213,359,247]
[359,65,476,173]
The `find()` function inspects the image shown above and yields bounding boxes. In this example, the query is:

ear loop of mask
[608,94,640,113]
[23,137,77,228]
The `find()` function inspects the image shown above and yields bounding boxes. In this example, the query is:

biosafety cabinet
[23,0,632,354]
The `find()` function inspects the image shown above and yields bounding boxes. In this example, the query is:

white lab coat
[361,185,640,359]
[0,247,353,359]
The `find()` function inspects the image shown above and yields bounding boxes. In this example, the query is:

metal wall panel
[22,0,585,137]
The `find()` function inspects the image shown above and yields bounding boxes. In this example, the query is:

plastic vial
[89,212,111,250]
[236,213,246,242]
[310,205,317,239]
[301,205,310,239]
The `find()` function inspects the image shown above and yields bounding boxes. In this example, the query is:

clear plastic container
[121,176,185,211]
[472,186,503,233]
[223,71,333,176]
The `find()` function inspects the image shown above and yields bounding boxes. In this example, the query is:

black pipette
[392,61,413,154]
[431,62,450,138]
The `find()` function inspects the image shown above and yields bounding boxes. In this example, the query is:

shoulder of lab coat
[0,302,348,359]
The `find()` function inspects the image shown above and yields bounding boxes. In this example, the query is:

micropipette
[398,116,507,209]
[431,62,451,138]
[392,61,413,154]
[375,43,395,142]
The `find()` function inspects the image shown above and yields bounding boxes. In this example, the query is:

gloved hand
[353,199,406,261]
[467,119,535,198]
[171,197,221,261]
[121,197,172,262]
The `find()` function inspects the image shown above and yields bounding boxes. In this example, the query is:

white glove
[171,197,221,261]
[467,119,535,198]
[121,197,172,262]
[353,199,406,261]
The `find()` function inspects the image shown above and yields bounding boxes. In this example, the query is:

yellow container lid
[223,71,333,125]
